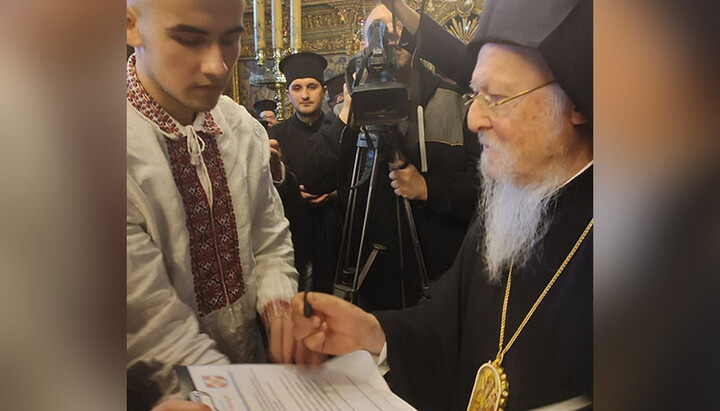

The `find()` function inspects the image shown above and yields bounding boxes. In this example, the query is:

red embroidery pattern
[126,54,221,138]
[127,53,243,316]
[166,134,246,316]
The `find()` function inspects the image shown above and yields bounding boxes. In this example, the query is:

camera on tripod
[333,21,431,308]
[345,21,409,126]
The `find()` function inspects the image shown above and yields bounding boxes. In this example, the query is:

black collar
[289,112,325,132]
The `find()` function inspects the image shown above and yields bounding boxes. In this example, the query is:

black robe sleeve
[399,13,475,91]
[302,112,360,195]
[268,124,313,277]
[373,230,478,411]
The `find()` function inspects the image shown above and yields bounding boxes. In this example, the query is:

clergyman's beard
[478,162,561,284]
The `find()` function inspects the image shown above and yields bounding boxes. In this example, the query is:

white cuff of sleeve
[272,162,286,186]
[374,343,389,376]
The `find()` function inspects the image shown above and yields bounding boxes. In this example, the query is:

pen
[303,262,314,318]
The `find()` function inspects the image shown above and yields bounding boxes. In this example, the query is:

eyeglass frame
[463,80,557,113]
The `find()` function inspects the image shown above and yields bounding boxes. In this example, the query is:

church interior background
[230,0,486,120]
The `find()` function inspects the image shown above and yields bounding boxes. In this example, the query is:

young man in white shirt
[126,0,319,401]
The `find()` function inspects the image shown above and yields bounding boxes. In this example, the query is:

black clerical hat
[253,99,276,114]
[279,52,328,87]
[325,73,345,100]
[468,0,592,120]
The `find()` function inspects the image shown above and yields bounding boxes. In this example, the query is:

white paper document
[186,350,417,411]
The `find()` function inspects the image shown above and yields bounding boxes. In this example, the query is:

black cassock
[269,113,342,293]
[374,167,593,411]
[303,104,481,311]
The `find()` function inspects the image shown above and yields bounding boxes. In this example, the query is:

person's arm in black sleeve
[303,109,360,195]
[416,111,481,224]
[399,12,475,91]
[372,228,477,410]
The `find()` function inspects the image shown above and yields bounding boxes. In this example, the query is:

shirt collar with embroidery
[126,54,222,139]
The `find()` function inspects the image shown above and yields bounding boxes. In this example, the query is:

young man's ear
[570,103,589,125]
[127,7,142,48]
[323,85,328,98]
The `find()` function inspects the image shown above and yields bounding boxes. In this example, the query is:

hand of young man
[268,314,327,365]
[269,139,283,182]
[290,292,386,356]
[389,163,428,201]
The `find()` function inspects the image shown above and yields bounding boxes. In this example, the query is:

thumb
[303,330,327,352]
[304,292,360,320]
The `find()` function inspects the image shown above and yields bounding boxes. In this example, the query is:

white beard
[478,162,562,284]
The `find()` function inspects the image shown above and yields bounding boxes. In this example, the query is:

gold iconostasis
[232,0,486,115]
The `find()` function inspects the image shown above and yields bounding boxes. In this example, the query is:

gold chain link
[496,218,594,363]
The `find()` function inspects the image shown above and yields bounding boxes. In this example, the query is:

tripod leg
[395,195,406,308]
[356,243,386,289]
[351,146,381,294]
[335,146,363,285]
[389,150,431,303]
[402,196,432,301]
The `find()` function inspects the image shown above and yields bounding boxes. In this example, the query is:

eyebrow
[167,24,244,35]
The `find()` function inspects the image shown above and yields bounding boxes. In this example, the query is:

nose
[301,88,310,99]
[201,43,229,81]
[466,98,492,134]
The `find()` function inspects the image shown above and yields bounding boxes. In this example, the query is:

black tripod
[333,124,431,308]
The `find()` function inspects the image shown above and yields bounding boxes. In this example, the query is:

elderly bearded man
[291,0,593,410]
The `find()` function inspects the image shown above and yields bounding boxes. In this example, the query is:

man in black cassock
[303,4,481,311]
[324,73,345,113]
[269,52,342,294]
[291,0,593,410]
[254,99,278,128]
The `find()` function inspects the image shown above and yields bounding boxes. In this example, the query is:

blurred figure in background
[325,73,345,114]
[253,99,278,128]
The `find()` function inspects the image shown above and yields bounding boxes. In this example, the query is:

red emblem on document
[202,375,228,388]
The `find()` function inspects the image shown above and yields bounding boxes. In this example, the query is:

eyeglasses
[463,80,556,117]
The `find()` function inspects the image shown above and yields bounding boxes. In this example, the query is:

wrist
[362,314,386,355]
[261,299,290,330]
[271,162,285,184]
[339,108,350,125]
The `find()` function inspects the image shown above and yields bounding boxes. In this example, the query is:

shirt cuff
[272,162,286,186]
[260,299,290,330]
[374,343,390,376]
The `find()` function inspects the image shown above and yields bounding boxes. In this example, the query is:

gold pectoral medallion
[465,220,593,411]
[466,361,508,411]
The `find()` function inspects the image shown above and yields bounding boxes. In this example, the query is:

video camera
[344,21,408,126]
